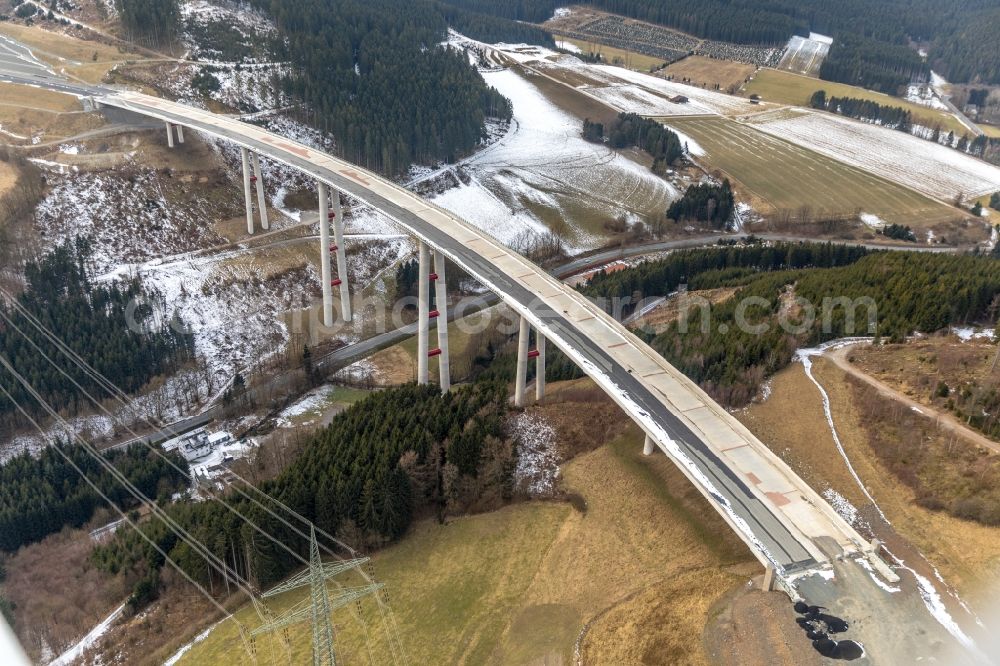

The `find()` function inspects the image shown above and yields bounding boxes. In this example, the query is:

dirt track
[826,342,1000,454]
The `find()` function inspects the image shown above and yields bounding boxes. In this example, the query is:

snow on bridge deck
[92,88,872,576]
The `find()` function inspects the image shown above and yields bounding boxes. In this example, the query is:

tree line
[455,0,1000,86]
[583,113,684,176]
[0,443,189,552]
[809,91,913,131]
[581,244,1000,406]
[92,379,516,604]
[242,0,525,176]
[0,239,193,428]
[115,0,179,46]
[666,180,735,228]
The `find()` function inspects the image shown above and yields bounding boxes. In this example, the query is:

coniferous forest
[666,180,735,228]
[809,91,913,131]
[453,0,1000,87]
[115,0,180,45]
[243,0,518,176]
[583,113,684,176]
[0,240,193,426]
[0,444,190,552]
[582,245,1000,406]
[93,379,515,599]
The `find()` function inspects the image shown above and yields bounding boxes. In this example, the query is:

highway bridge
[0,60,986,663]
[0,68,883,581]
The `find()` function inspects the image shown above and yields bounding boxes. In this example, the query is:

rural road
[826,342,1000,454]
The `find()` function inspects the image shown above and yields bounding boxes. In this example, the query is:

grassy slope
[744,69,968,136]
[177,422,754,665]
[666,116,956,226]
[551,36,665,72]
[0,22,138,83]
[738,359,1000,605]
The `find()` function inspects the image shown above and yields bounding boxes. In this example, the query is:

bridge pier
[240,147,254,234]
[643,434,654,455]
[317,182,334,327]
[535,335,545,401]
[250,152,268,231]
[175,124,184,144]
[165,121,175,148]
[515,315,530,408]
[330,190,351,322]
[433,250,450,392]
[417,241,430,385]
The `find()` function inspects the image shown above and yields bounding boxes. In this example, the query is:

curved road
[0,68,871,576]
[0,60,985,663]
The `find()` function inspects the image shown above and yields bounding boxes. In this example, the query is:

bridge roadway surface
[5,63,992,663]
[0,69,868,576]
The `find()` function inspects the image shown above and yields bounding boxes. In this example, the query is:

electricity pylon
[250,527,382,666]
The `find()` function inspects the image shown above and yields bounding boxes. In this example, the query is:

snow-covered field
[587,64,759,116]
[488,43,757,117]
[748,109,1000,200]
[777,35,830,77]
[428,67,675,250]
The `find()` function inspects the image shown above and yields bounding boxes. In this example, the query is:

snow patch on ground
[34,167,230,274]
[163,619,225,666]
[180,0,277,64]
[951,326,995,342]
[275,385,334,428]
[428,67,674,252]
[747,110,1000,200]
[905,83,949,111]
[49,603,125,666]
[822,487,859,527]
[859,212,886,230]
[555,40,581,54]
[508,410,560,496]
[886,551,985,658]
[856,557,901,593]
[796,341,890,524]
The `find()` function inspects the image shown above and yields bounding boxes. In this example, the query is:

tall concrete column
[535,334,546,401]
[433,250,450,392]
[317,182,334,327]
[417,242,430,385]
[165,121,175,148]
[240,147,254,234]
[175,124,184,144]
[643,434,654,455]
[515,315,530,408]
[331,191,351,322]
[250,152,268,231]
